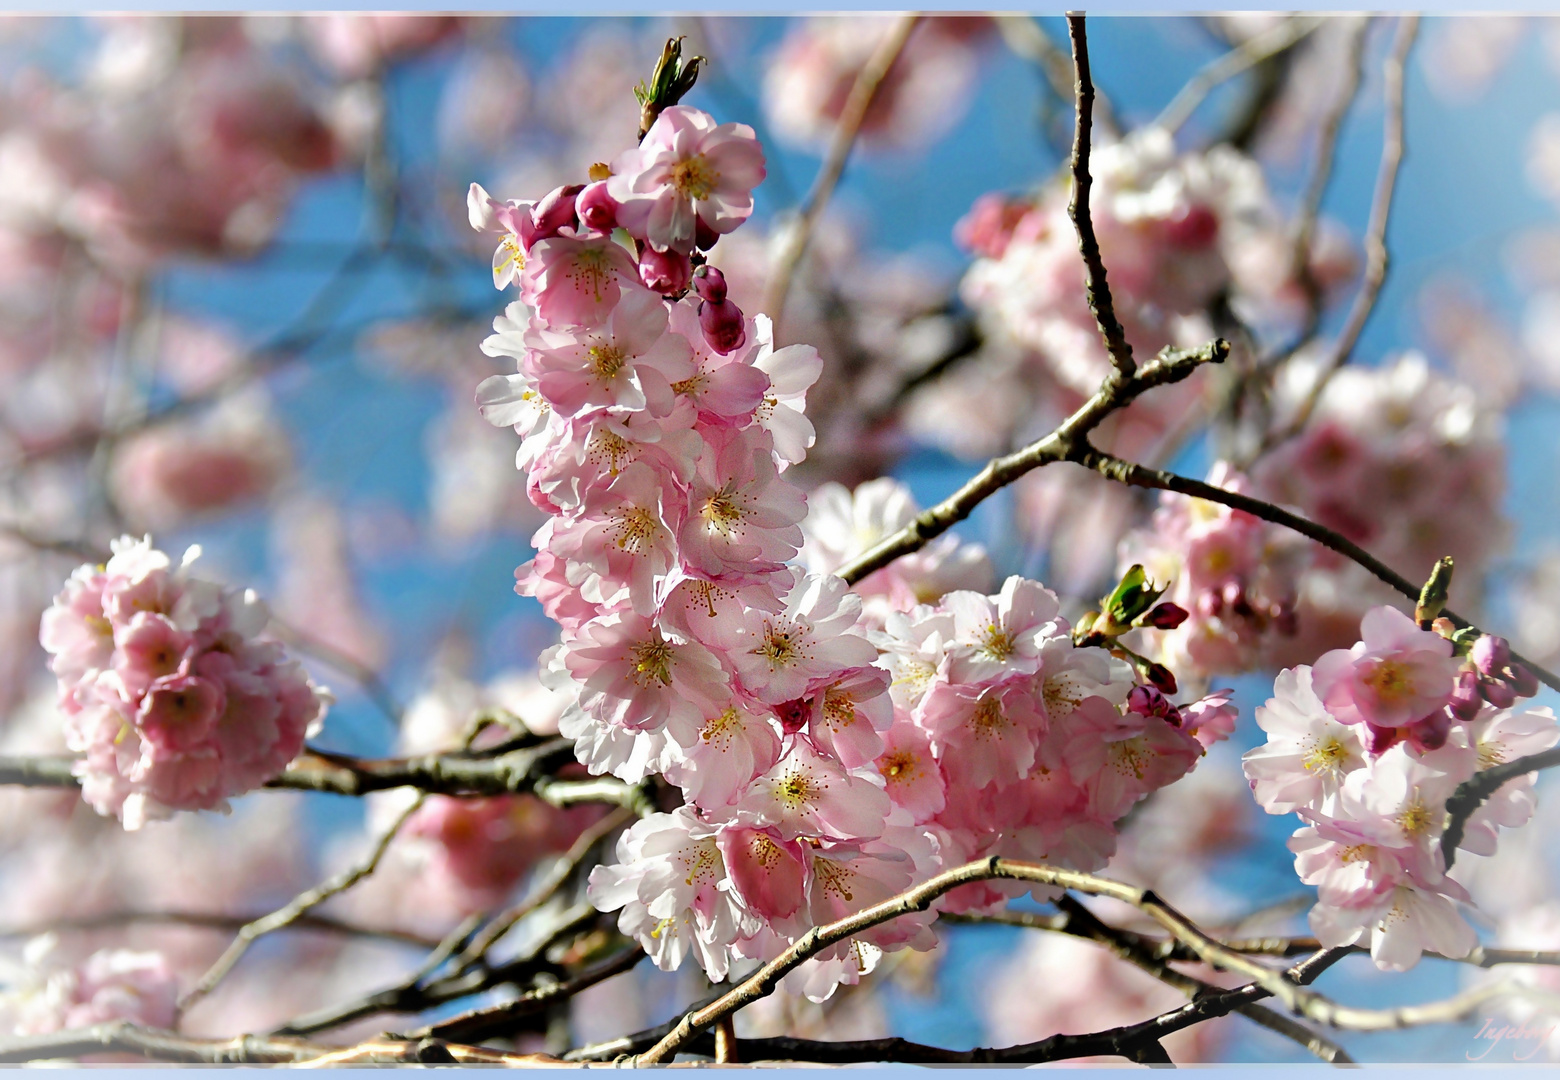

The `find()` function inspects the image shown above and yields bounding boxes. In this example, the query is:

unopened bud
[576,181,619,232]
[1512,663,1540,699]
[638,246,691,295]
[694,216,720,251]
[1447,669,1483,722]
[531,183,583,239]
[1480,676,1518,709]
[1415,556,1454,629]
[699,297,746,354]
[692,264,728,304]
[774,698,810,735]
[1143,602,1189,630]
[1471,635,1512,680]
[1144,661,1178,696]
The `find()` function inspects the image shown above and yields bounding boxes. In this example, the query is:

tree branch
[1155,17,1324,134]
[1067,13,1135,381]
[834,338,1228,585]
[762,14,921,322]
[1071,447,1560,694]
[1442,745,1560,869]
[1262,15,1418,453]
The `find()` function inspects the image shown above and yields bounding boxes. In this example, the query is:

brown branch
[834,338,1228,585]
[1071,447,1560,694]
[0,909,438,950]
[1263,15,1419,453]
[1155,16,1324,134]
[1442,745,1560,869]
[0,739,642,805]
[176,792,427,1017]
[408,945,645,1043]
[762,14,921,322]
[1067,13,1134,382]
[635,857,1345,1064]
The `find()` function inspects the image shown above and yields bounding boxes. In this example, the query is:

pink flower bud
[1447,668,1483,722]
[1479,675,1517,709]
[1144,602,1189,630]
[1512,663,1540,699]
[1165,203,1219,248]
[1472,634,1511,679]
[1144,661,1178,696]
[699,297,747,354]
[695,216,720,252]
[774,697,810,735]
[576,181,619,233]
[692,264,728,304]
[531,184,583,240]
[1127,684,1179,723]
[637,246,691,296]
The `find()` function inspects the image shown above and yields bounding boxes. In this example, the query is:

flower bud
[531,183,583,239]
[1472,634,1512,679]
[1127,684,1179,723]
[1512,663,1540,699]
[1144,661,1178,696]
[1143,602,1188,630]
[774,698,810,735]
[694,216,719,251]
[1447,668,1483,722]
[576,181,619,233]
[1164,203,1218,249]
[699,297,747,354]
[1479,675,1517,709]
[692,264,728,304]
[638,246,691,296]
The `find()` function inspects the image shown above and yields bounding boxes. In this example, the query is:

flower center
[701,707,740,745]
[978,623,1015,661]
[609,506,660,555]
[776,769,818,809]
[671,155,716,200]
[1108,737,1148,780]
[822,689,857,732]
[1363,659,1413,703]
[701,488,744,535]
[629,639,674,686]
[1303,735,1351,774]
[880,748,918,782]
[589,344,627,380]
[1396,798,1434,837]
[680,839,721,887]
[588,428,633,473]
[752,623,807,669]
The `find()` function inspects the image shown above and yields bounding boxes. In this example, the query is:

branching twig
[176,793,426,1018]
[1442,746,1560,869]
[1070,447,1560,694]
[762,14,921,322]
[1261,15,1418,453]
[1155,16,1324,134]
[834,339,1228,585]
[1066,13,1134,382]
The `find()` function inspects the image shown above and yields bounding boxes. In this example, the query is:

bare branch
[0,909,438,950]
[1066,13,1134,381]
[1442,745,1560,869]
[1263,15,1419,452]
[996,15,1118,139]
[834,338,1228,585]
[762,14,921,321]
[176,792,426,1017]
[1071,447,1560,695]
[1156,16,1324,134]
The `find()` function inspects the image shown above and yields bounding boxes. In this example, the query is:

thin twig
[762,14,921,322]
[834,338,1229,585]
[1442,745,1560,869]
[1261,15,1418,454]
[0,909,438,949]
[175,793,426,1018]
[1066,13,1135,382]
[1070,447,1560,695]
[637,857,1340,1064]
[1155,16,1324,134]
[996,15,1118,139]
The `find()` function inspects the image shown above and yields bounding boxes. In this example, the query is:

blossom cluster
[1243,605,1557,970]
[1253,353,1507,662]
[1117,463,1310,680]
[0,935,177,1036]
[40,536,329,830]
[471,102,1237,999]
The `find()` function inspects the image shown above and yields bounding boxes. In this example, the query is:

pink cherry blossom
[1310,605,1461,741]
[1243,665,1366,814]
[663,699,783,811]
[730,741,891,842]
[874,717,946,823]
[717,571,878,704]
[523,288,693,415]
[561,609,728,734]
[940,575,1062,686]
[520,234,643,329]
[679,424,807,580]
[607,105,766,255]
[0,937,178,1036]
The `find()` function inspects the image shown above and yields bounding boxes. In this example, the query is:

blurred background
[0,13,1556,1062]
